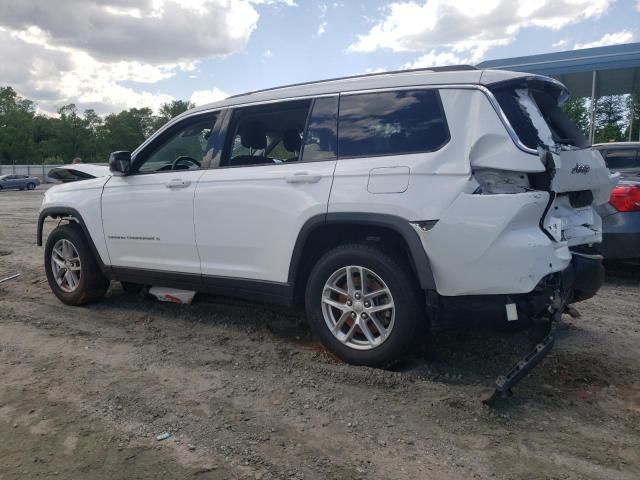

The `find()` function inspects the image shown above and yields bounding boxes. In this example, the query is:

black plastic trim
[287,213,436,290]
[111,267,294,306]
[37,207,113,278]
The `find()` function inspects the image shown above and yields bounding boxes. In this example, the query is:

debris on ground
[148,286,196,304]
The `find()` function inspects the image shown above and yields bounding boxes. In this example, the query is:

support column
[589,70,597,144]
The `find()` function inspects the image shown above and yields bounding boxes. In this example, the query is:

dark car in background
[0,174,40,191]
[593,142,640,261]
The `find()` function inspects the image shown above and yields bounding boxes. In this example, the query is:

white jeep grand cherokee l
[38,67,615,367]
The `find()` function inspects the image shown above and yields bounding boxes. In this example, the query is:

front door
[194,97,339,283]
[101,112,219,274]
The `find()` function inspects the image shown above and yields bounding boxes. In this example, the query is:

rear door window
[337,89,449,158]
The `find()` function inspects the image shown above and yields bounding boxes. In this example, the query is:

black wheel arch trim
[37,207,113,278]
[287,212,437,290]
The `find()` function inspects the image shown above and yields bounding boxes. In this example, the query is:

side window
[338,89,449,158]
[300,96,338,162]
[604,149,639,171]
[221,99,311,167]
[136,114,217,173]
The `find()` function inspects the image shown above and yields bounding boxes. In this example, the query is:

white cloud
[0,0,294,114]
[637,0,640,12]
[316,3,328,36]
[349,0,613,63]
[552,39,568,48]
[0,0,260,64]
[190,87,229,106]
[263,49,273,57]
[403,50,466,69]
[573,30,634,49]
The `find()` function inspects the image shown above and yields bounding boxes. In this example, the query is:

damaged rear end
[422,74,616,327]
[490,76,616,305]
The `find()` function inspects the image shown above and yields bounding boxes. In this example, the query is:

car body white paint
[40,177,112,265]
[101,170,205,273]
[194,160,336,281]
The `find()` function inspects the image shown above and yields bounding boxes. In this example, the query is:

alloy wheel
[51,238,82,293]
[321,265,395,350]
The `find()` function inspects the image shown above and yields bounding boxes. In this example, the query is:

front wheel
[305,243,423,367]
[27,182,36,190]
[45,223,109,305]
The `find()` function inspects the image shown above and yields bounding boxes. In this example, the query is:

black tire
[27,182,36,190]
[44,223,109,305]
[305,243,424,367]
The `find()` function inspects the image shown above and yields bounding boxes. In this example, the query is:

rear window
[337,89,449,158]
[603,149,639,171]
[491,82,587,150]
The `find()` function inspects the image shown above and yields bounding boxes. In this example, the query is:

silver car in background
[0,174,41,191]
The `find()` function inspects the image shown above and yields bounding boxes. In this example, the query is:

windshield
[491,80,588,151]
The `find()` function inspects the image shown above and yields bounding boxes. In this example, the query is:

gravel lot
[1,187,639,479]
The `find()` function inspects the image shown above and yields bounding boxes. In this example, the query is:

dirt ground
[1,187,639,480]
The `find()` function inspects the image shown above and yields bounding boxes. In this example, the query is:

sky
[0,0,639,115]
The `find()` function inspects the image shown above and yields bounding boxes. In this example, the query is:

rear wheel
[45,223,109,305]
[305,243,423,367]
[27,182,36,190]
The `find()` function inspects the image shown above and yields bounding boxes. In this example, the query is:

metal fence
[0,164,107,183]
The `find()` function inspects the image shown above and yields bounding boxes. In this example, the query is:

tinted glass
[137,115,216,173]
[301,96,338,162]
[604,149,639,171]
[337,90,448,158]
[222,99,311,167]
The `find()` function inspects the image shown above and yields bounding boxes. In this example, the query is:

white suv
[38,67,614,367]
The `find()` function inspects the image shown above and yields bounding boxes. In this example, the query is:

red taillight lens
[609,184,640,212]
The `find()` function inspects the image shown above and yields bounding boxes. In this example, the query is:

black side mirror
[109,151,131,176]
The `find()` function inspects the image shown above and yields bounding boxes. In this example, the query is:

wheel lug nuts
[351,312,357,319]
[364,301,370,308]
[354,292,361,300]
[346,300,352,306]
[361,313,367,319]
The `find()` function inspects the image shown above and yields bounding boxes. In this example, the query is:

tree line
[0,86,194,165]
[562,94,639,143]
[1,84,639,166]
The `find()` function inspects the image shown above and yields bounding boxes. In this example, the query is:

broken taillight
[609,184,640,212]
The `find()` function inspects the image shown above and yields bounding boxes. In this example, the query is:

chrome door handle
[166,178,191,189]
[285,172,322,184]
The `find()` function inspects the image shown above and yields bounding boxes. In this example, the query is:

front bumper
[600,211,640,260]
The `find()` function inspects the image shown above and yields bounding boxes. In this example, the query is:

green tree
[0,85,195,165]
[0,86,36,165]
[153,100,195,130]
[594,95,626,143]
[624,93,640,141]
[101,107,156,153]
[562,97,589,137]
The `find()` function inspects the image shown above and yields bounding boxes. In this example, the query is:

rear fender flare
[288,213,437,291]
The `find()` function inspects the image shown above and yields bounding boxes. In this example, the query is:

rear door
[194,96,338,283]
[101,112,219,274]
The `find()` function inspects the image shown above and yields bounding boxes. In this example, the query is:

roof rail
[227,65,478,99]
